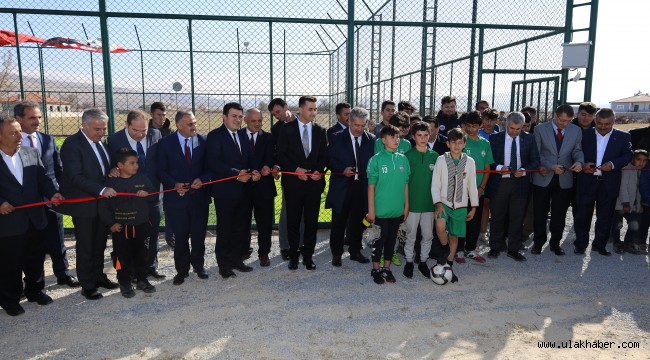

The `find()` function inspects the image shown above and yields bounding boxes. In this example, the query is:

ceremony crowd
[1,96,649,315]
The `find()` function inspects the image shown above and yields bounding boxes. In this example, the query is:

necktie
[354,136,361,170]
[136,141,146,171]
[510,136,518,171]
[302,124,310,158]
[232,132,241,154]
[557,129,563,141]
[184,138,192,165]
[28,134,36,149]
[250,133,255,153]
[94,141,110,176]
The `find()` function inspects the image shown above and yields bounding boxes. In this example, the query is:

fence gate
[510,77,559,121]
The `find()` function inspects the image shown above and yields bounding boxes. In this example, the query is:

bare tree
[0,50,16,92]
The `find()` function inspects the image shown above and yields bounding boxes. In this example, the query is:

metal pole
[269,22,273,101]
[12,13,24,100]
[449,62,453,96]
[81,24,97,107]
[355,30,359,103]
[466,0,478,111]
[188,19,195,112]
[389,0,396,100]
[522,41,529,107]
[476,28,484,104]
[99,0,115,134]
[134,25,146,110]
[346,0,355,105]
[237,28,242,104]
[560,0,573,104]
[283,30,286,99]
[491,52,497,106]
[419,0,428,115]
[27,21,48,131]
[583,0,599,101]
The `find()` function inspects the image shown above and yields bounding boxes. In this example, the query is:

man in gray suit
[530,104,584,255]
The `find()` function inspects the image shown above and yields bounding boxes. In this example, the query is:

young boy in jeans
[431,128,479,282]
[367,125,410,284]
[99,148,157,298]
[403,121,438,278]
[610,149,649,254]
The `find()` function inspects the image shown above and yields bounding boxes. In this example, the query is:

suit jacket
[276,119,328,192]
[577,128,633,193]
[157,131,211,209]
[0,147,58,237]
[205,125,254,200]
[532,122,584,188]
[326,122,346,144]
[107,128,162,190]
[57,130,110,218]
[325,129,375,213]
[35,132,63,188]
[488,131,540,196]
[242,129,277,199]
[410,133,449,156]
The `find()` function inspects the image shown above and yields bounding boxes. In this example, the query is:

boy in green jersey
[367,125,410,284]
[403,121,439,278]
[457,111,493,263]
[374,111,412,156]
[431,128,479,282]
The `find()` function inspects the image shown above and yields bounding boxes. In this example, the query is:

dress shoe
[593,247,611,256]
[332,256,342,267]
[550,246,565,256]
[288,259,299,270]
[349,252,370,264]
[3,303,25,316]
[574,247,586,255]
[488,249,500,258]
[219,269,237,279]
[303,258,316,270]
[96,277,119,290]
[403,262,414,278]
[81,288,103,300]
[193,268,209,279]
[242,247,254,260]
[507,251,527,262]
[172,273,188,285]
[26,292,53,305]
[232,262,253,272]
[613,243,624,254]
[119,284,135,298]
[57,275,81,288]
[136,279,156,293]
[280,249,291,261]
[530,246,542,255]
[259,255,271,267]
[148,269,166,279]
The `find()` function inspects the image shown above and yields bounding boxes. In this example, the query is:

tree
[0,50,16,92]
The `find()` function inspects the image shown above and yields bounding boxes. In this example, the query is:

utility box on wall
[561,42,592,69]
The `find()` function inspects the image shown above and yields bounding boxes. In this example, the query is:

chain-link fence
[0,0,594,229]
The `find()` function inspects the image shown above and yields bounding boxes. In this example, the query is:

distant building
[610,92,650,113]
[0,92,74,116]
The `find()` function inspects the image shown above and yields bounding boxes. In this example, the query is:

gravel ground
[1,214,649,359]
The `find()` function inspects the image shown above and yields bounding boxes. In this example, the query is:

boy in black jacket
[99,148,157,298]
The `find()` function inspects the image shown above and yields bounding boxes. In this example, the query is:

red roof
[0,92,71,105]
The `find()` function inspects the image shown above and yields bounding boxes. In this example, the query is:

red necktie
[557,129,563,141]
[184,138,192,165]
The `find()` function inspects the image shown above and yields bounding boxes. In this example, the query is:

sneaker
[478,232,488,246]
[119,284,135,298]
[465,250,486,263]
[455,252,466,264]
[403,262,414,278]
[371,269,385,284]
[136,279,156,293]
[450,268,459,283]
[391,252,402,266]
[382,268,396,283]
[417,261,429,278]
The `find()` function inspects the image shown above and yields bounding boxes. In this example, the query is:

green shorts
[436,204,467,238]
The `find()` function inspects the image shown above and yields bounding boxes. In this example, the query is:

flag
[0,30,45,46]
[42,37,130,53]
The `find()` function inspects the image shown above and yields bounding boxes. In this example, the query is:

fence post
[188,19,195,113]
[345,0,355,105]
[12,13,25,100]
[99,0,115,134]
[583,0,598,101]
[467,0,478,111]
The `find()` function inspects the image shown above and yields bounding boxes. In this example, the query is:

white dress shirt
[348,129,361,180]
[81,129,109,176]
[246,128,258,144]
[21,132,41,156]
[1,150,23,185]
[297,119,313,154]
[126,131,146,155]
[595,129,613,176]
[497,134,523,178]
[177,131,194,157]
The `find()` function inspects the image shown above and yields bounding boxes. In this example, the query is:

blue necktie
[136,141,146,171]
[510,137,518,171]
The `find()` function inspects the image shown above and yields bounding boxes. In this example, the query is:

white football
[431,264,453,285]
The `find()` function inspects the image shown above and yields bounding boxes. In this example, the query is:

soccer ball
[430,264,453,285]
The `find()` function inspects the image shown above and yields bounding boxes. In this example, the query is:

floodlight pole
[12,13,25,100]
[27,21,48,131]
[81,23,97,107]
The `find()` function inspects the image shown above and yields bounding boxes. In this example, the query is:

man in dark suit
[422,115,449,156]
[149,102,175,249]
[58,108,119,300]
[0,117,64,316]
[206,103,260,279]
[531,105,583,256]
[241,108,276,267]
[326,107,374,266]
[574,108,633,256]
[487,112,540,261]
[107,109,164,279]
[157,110,211,285]
[572,102,597,130]
[326,102,351,144]
[277,96,328,270]
[14,101,79,288]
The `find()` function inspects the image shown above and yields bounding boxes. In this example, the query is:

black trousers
[285,186,321,260]
[111,222,151,285]
[44,208,71,280]
[214,196,248,270]
[0,223,46,308]
[373,217,402,263]
[147,203,162,271]
[532,175,572,249]
[574,176,617,251]
[458,195,484,252]
[489,179,528,252]
[243,193,274,257]
[72,216,109,291]
[167,201,208,275]
[329,180,365,256]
